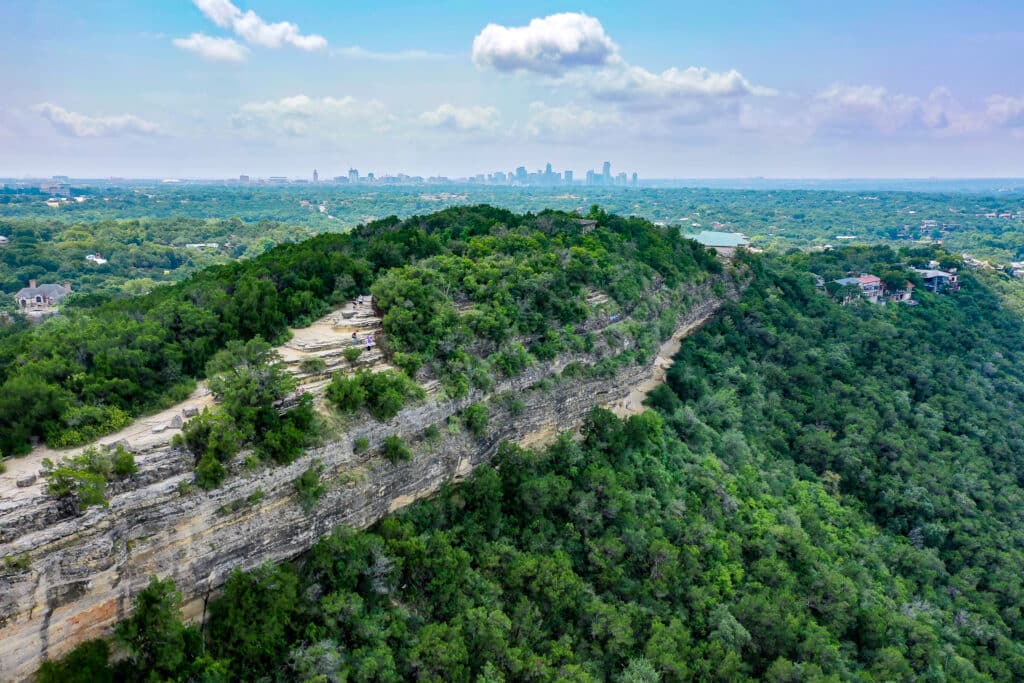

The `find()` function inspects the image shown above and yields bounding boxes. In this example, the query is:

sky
[2,0,1023,179]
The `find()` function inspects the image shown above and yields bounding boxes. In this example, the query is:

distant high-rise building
[616,171,628,186]
[313,169,319,183]
[586,169,596,185]
[516,166,528,184]
[348,168,359,183]
[564,170,573,185]
[239,174,250,183]
[632,172,638,188]
[367,172,375,182]
[602,161,611,184]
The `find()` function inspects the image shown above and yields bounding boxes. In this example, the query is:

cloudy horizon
[3,1,1023,178]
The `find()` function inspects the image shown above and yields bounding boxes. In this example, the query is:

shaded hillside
[42,247,1024,681]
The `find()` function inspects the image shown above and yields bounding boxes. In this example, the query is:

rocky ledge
[0,280,739,682]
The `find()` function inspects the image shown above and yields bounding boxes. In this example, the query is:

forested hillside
[40,246,1024,681]
[0,206,716,455]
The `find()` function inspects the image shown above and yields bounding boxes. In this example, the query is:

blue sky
[2,0,1023,178]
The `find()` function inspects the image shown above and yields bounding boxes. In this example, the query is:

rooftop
[687,230,749,248]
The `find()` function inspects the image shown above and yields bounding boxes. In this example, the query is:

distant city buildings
[227,160,640,187]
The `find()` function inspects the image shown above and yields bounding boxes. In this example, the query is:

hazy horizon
[3,1,1023,178]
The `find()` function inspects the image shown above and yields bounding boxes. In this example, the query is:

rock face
[0,283,738,682]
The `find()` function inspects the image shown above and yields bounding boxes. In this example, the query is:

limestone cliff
[0,281,739,682]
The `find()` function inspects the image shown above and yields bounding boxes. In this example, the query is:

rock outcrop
[0,281,739,682]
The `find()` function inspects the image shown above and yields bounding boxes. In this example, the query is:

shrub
[40,445,137,514]
[326,370,424,422]
[195,455,226,490]
[299,357,327,374]
[294,462,326,512]
[353,436,370,453]
[393,352,424,377]
[46,405,133,449]
[383,435,411,464]
[325,374,367,413]
[490,343,532,377]
[343,347,364,365]
[424,424,441,443]
[462,403,489,437]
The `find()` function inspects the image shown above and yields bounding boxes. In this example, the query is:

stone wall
[0,284,737,682]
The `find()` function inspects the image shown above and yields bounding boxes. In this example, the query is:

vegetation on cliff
[46,246,1024,681]
[0,206,717,455]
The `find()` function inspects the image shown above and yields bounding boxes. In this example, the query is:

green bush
[342,347,364,365]
[423,424,441,443]
[462,403,489,437]
[294,462,326,512]
[326,370,424,422]
[195,455,227,490]
[353,436,370,453]
[46,405,133,449]
[40,445,137,514]
[325,374,367,412]
[383,435,411,464]
[489,343,532,377]
[393,352,424,377]
[298,357,327,374]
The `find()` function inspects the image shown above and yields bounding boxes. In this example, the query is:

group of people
[351,296,373,350]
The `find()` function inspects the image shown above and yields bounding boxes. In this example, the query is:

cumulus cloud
[173,33,249,62]
[232,95,393,136]
[472,11,772,117]
[419,104,499,131]
[35,103,160,137]
[191,0,326,51]
[472,12,619,75]
[812,84,978,134]
[525,101,622,138]
[589,65,775,104]
[986,95,1024,127]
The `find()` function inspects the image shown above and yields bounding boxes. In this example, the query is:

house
[687,230,750,258]
[888,281,916,304]
[85,253,108,265]
[912,267,960,293]
[857,275,882,301]
[832,274,884,304]
[14,280,72,311]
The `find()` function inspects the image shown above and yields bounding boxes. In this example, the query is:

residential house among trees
[833,274,884,303]
[912,267,960,293]
[14,279,72,311]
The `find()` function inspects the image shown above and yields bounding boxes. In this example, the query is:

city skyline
[3,2,1024,178]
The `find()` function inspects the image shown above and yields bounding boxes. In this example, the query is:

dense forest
[40,246,1024,681]
[0,215,314,304]
[3,184,1022,269]
[0,206,716,455]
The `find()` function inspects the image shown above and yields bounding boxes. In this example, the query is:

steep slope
[33,246,1024,683]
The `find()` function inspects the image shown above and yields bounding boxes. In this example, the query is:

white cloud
[986,95,1024,127]
[233,95,394,136]
[420,104,499,131]
[812,84,978,134]
[472,11,772,117]
[525,102,622,138]
[589,65,775,104]
[472,12,619,75]
[173,33,249,62]
[35,103,160,137]
[192,0,326,51]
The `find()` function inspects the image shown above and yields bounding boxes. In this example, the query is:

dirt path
[610,303,721,417]
[0,298,382,502]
